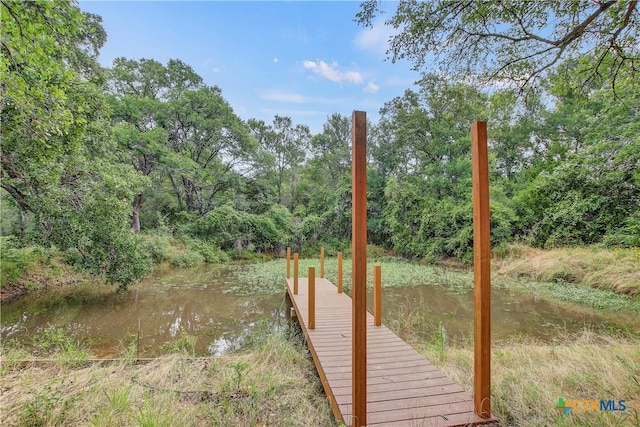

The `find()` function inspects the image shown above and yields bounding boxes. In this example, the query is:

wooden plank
[351,110,367,427]
[285,276,496,426]
[471,121,491,418]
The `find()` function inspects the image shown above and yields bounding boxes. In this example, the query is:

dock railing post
[472,121,491,418]
[309,266,315,330]
[351,110,367,427]
[286,247,291,279]
[320,247,325,279]
[374,265,381,326]
[337,252,343,293]
[293,253,299,295]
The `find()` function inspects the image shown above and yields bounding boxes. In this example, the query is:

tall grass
[417,331,640,427]
[497,244,640,296]
[1,330,335,427]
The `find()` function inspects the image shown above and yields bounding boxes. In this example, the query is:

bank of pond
[2,259,638,357]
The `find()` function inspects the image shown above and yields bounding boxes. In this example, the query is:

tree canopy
[357,0,639,89]
[1,0,638,292]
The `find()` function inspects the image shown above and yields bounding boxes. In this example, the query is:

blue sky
[79,1,421,134]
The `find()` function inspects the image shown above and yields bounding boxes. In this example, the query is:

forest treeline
[2,2,638,291]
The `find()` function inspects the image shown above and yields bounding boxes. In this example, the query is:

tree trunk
[132,192,144,234]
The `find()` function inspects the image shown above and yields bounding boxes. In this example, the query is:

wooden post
[309,266,315,330]
[351,110,367,427]
[471,121,491,418]
[293,253,299,295]
[374,265,381,326]
[320,247,325,279]
[286,247,291,279]
[337,252,343,293]
[285,291,292,322]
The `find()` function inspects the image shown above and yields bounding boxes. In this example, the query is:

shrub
[0,244,36,287]
[169,250,204,268]
[188,240,229,263]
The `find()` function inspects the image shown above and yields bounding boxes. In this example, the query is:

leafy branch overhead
[357,0,639,89]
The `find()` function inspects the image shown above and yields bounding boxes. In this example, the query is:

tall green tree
[1,1,151,289]
[310,113,351,189]
[1,0,106,213]
[357,0,639,89]
[107,58,202,231]
[372,74,521,261]
[162,85,255,214]
[514,58,640,247]
[248,116,310,208]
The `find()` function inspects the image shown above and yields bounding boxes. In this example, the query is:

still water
[1,263,636,356]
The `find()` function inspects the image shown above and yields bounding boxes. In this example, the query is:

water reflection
[376,286,638,344]
[1,264,637,357]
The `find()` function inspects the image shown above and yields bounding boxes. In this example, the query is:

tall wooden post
[351,110,367,427]
[286,247,291,279]
[309,266,315,330]
[471,121,491,418]
[293,253,299,295]
[337,252,343,293]
[320,247,325,279]
[374,265,381,326]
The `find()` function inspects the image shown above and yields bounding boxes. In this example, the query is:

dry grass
[417,331,640,427]
[496,245,640,296]
[0,333,335,427]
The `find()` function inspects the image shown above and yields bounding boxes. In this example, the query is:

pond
[1,262,637,356]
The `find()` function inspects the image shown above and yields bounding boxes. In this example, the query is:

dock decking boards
[285,277,497,427]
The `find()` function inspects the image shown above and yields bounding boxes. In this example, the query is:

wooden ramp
[285,277,496,427]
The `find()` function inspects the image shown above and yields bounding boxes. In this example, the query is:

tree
[107,57,202,231]
[1,0,106,213]
[248,116,310,208]
[357,0,639,89]
[514,60,640,247]
[1,1,150,289]
[162,85,255,215]
[310,113,351,189]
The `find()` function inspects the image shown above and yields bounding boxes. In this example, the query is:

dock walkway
[285,276,496,427]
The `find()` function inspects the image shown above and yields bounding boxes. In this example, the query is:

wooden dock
[285,276,496,427]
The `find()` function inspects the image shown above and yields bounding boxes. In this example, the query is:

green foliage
[190,203,296,253]
[1,0,637,288]
[188,239,229,263]
[0,238,39,287]
[357,1,639,89]
[18,386,61,427]
[142,233,173,264]
[162,329,198,355]
[169,250,204,268]
[31,324,90,368]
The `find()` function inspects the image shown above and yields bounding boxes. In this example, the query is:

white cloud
[354,18,396,57]
[363,81,379,93]
[261,89,349,105]
[213,67,221,73]
[273,57,279,63]
[303,60,363,85]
